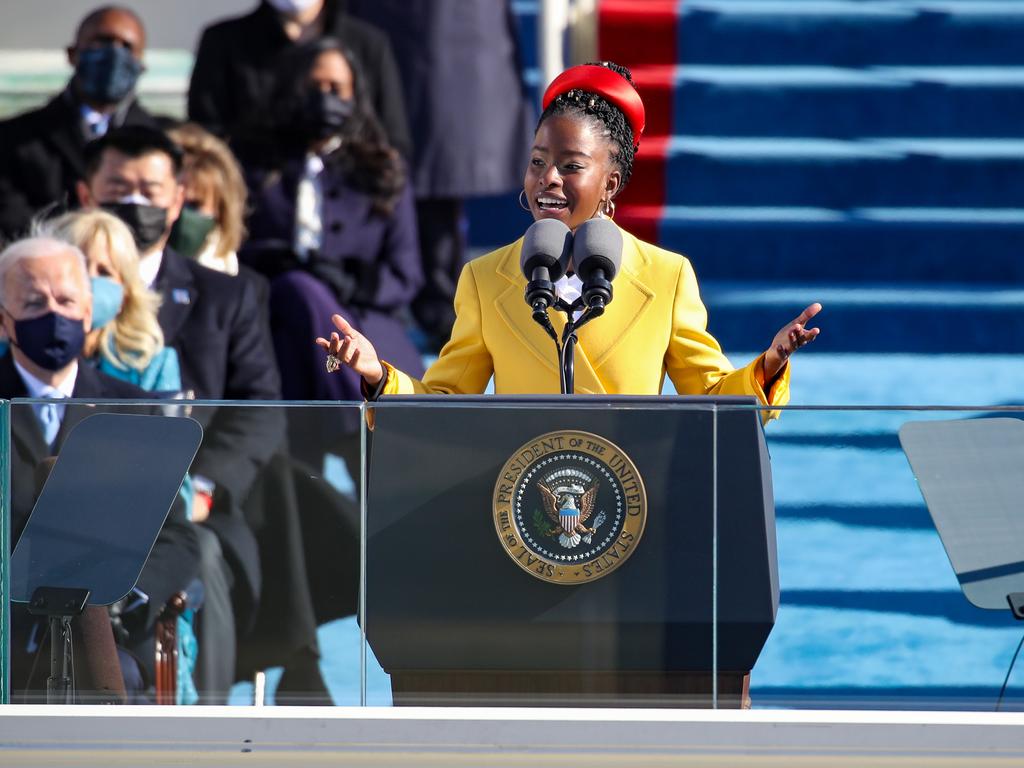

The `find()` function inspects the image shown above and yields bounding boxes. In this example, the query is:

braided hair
[537,61,638,192]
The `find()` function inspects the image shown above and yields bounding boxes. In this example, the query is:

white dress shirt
[138,249,164,290]
[554,272,584,321]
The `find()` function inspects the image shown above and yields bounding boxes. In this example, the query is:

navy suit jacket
[154,248,284,610]
[242,161,425,375]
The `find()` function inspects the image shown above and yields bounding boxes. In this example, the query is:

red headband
[542,64,646,144]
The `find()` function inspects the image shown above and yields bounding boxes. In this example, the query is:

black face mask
[103,202,168,252]
[9,311,86,371]
[301,90,354,140]
[75,45,143,105]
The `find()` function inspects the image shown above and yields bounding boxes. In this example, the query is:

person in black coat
[188,0,410,158]
[0,235,199,701]
[0,7,159,241]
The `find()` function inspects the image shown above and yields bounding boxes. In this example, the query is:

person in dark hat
[316,61,822,412]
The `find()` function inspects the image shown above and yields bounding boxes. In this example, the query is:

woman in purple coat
[240,38,425,412]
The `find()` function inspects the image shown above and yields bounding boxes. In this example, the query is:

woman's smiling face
[524,114,621,232]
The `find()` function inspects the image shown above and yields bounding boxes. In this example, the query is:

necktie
[37,400,60,447]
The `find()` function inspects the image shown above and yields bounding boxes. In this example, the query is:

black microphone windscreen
[520,219,573,280]
[573,218,623,280]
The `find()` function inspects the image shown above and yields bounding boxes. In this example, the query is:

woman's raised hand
[763,303,822,381]
[315,314,386,386]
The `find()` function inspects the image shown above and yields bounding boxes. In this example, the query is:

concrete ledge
[2,706,1024,767]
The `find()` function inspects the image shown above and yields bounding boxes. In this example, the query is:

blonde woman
[47,209,182,392]
[166,123,247,276]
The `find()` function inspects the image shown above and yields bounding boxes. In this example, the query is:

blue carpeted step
[665,66,1024,137]
[657,207,1024,282]
[661,137,1024,208]
[467,204,1024,281]
[679,1,1024,67]
[465,192,533,251]
[776,516,953,597]
[753,604,1023,696]
[703,280,1024,352]
[764,351,1024,414]
[776,503,933,529]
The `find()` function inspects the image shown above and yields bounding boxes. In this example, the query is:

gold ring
[325,354,342,373]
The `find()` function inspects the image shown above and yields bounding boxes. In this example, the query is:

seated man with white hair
[0,235,200,702]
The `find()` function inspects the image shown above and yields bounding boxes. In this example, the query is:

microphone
[520,219,573,314]
[572,218,623,312]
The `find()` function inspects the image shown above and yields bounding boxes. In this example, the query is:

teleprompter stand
[365,396,779,708]
[10,413,202,704]
[25,586,90,704]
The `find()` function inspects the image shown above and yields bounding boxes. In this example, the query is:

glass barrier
[0,399,7,707]
[3,399,365,706]
[362,396,722,708]
[735,404,1024,713]
[4,397,1024,712]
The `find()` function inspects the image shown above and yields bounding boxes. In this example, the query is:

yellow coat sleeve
[663,256,789,420]
[380,261,494,395]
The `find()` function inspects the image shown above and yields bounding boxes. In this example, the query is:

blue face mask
[90,276,125,330]
[75,45,143,105]
[10,312,86,371]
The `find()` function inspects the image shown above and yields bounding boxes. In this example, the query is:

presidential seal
[492,430,647,585]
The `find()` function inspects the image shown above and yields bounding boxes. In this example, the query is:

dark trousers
[193,524,236,703]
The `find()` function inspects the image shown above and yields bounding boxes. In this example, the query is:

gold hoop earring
[600,199,616,219]
[518,190,531,212]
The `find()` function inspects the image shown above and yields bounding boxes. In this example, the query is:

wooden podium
[365,396,778,708]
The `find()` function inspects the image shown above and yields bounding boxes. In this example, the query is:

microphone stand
[532,298,605,395]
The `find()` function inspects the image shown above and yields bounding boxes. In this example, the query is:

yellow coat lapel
[490,227,656,393]
[574,232,655,369]
[493,239,562,374]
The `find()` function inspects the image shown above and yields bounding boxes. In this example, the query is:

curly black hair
[536,61,639,193]
[252,38,405,216]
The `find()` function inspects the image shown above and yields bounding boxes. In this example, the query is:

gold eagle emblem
[538,480,599,548]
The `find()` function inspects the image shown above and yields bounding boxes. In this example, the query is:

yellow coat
[380,225,789,413]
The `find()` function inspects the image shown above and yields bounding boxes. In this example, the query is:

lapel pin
[172,289,191,305]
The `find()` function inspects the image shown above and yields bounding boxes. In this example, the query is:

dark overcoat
[188,0,411,157]
[154,248,285,622]
[0,87,159,240]
[242,158,426,388]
